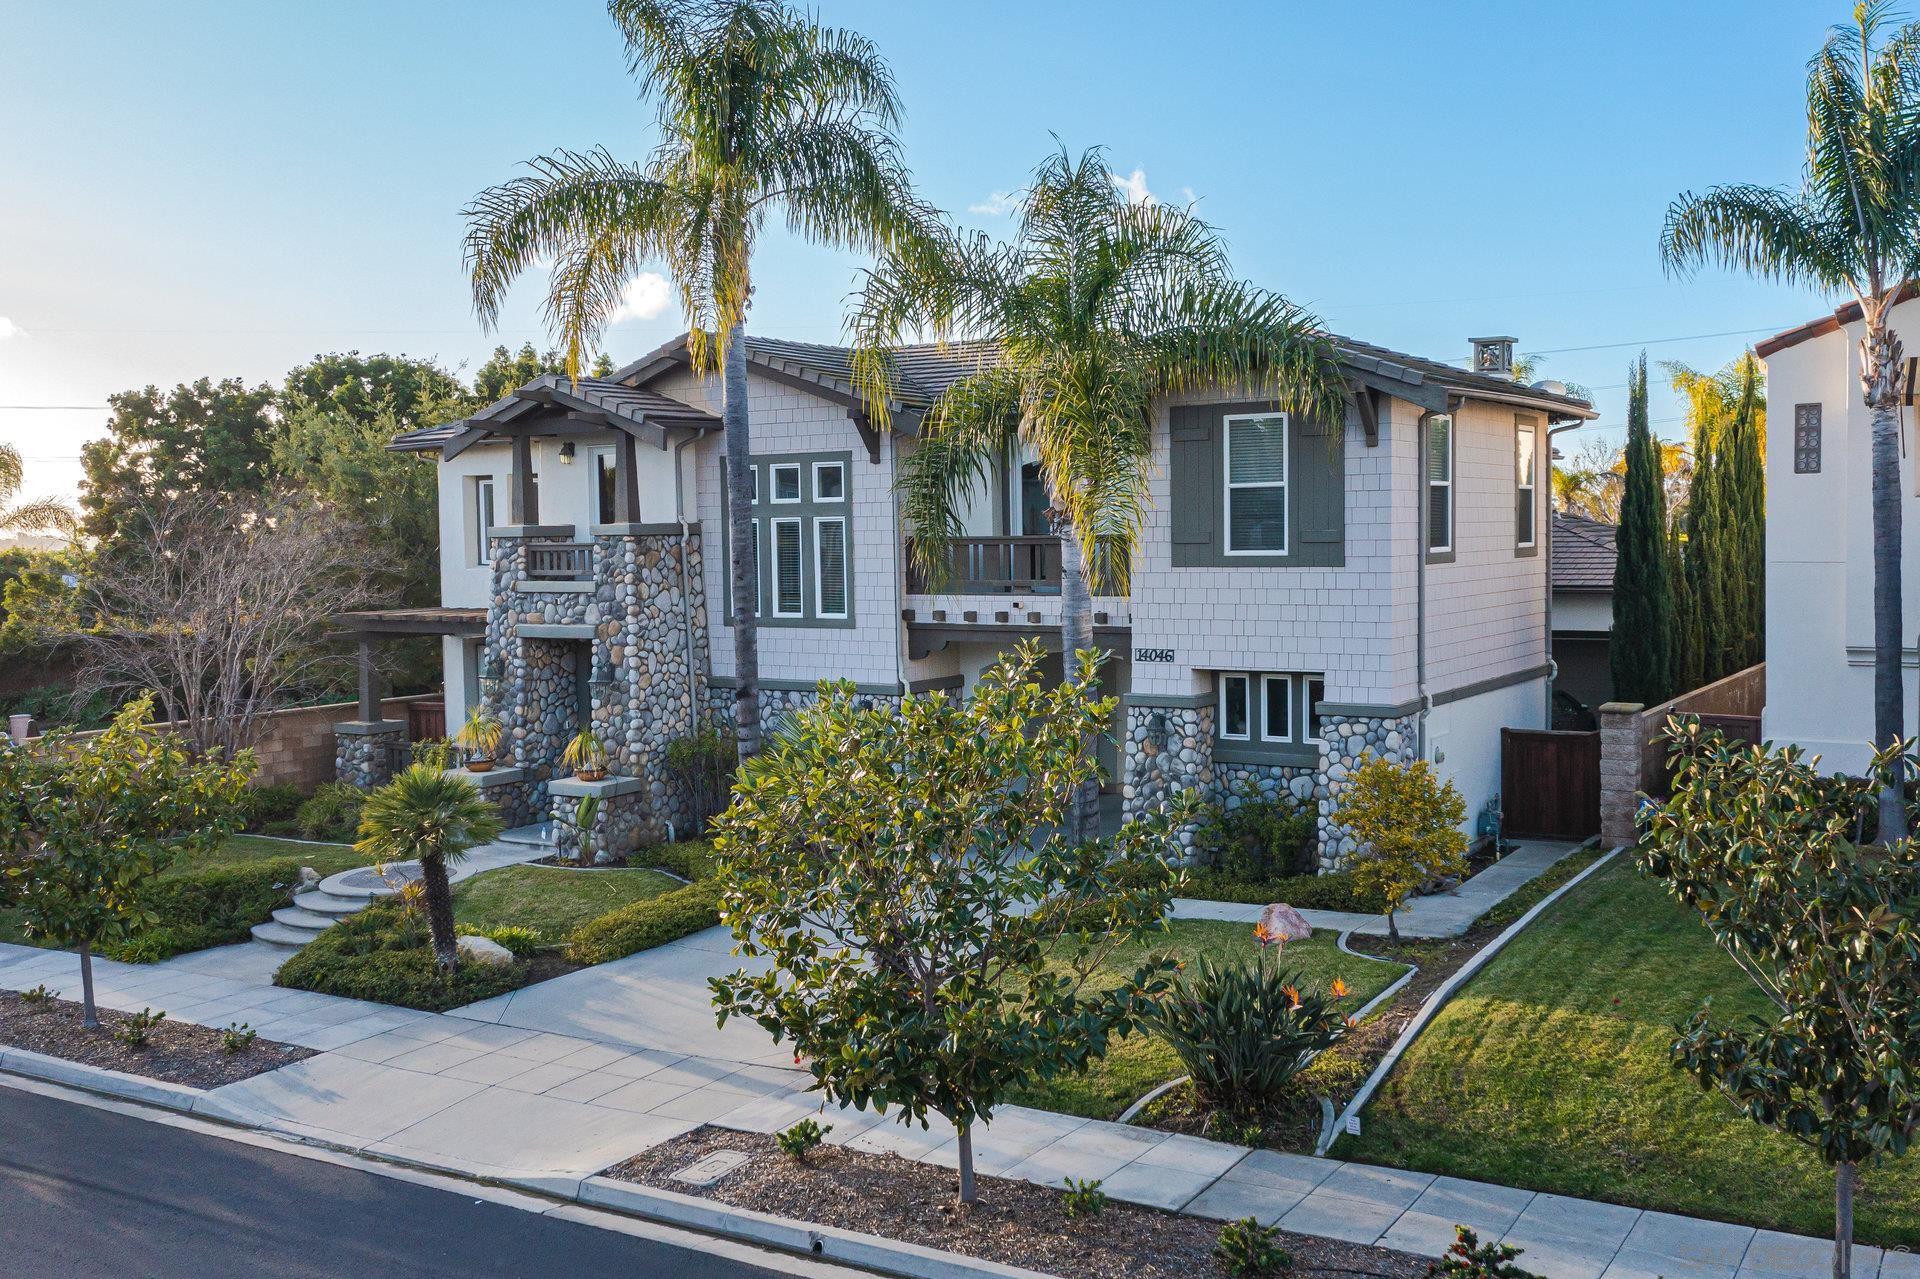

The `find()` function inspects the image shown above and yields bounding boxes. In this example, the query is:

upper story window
[725,451,854,627]
[1224,412,1288,554]
[1427,414,1454,555]
[473,477,496,568]
[1515,420,1537,550]
[1216,670,1323,753]
[593,449,620,524]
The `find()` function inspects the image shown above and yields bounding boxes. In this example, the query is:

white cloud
[0,317,23,339]
[1110,168,1154,205]
[610,272,672,323]
[967,190,1018,217]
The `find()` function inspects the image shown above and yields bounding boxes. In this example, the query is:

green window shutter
[1292,411,1346,567]
[1169,404,1218,567]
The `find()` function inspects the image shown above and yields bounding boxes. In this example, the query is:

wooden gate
[1501,727,1600,841]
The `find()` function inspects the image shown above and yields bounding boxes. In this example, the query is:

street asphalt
[0,1084,791,1278]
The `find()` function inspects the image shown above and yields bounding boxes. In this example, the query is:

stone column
[1598,701,1647,849]
[1122,698,1214,860]
[334,719,407,789]
[550,774,653,863]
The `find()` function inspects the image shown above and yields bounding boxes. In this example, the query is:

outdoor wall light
[558,441,577,464]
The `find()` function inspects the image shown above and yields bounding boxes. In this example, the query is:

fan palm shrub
[354,764,504,969]
[1661,1,1920,839]
[0,443,75,536]
[850,145,1347,840]
[462,0,925,763]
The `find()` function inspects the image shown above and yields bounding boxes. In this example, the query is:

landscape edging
[1319,844,1624,1156]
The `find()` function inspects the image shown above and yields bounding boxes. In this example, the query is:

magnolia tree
[1641,720,1920,1279]
[0,696,253,1026]
[1335,755,1468,941]
[709,643,1193,1204]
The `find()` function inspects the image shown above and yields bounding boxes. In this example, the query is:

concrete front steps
[247,835,558,952]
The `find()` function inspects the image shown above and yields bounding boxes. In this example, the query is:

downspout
[1545,418,1587,724]
[673,430,703,732]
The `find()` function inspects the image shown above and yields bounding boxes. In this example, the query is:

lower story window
[1215,670,1324,750]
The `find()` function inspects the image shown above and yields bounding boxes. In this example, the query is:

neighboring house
[337,331,1594,865]
[1549,512,1616,722]
[1754,291,1920,773]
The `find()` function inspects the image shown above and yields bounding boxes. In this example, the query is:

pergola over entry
[333,606,485,723]
[390,374,720,525]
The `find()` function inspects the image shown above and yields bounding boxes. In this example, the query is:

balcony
[524,540,595,582]
[907,536,1063,595]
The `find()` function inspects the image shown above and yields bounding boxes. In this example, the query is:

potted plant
[455,709,504,772]
[562,727,609,782]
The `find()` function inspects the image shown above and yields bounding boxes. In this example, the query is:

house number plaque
[1134,647,1176,663]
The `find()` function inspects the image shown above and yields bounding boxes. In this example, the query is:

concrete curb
[1,1049,1064,1279]
[578,1177,1058,1279]
[1322,845,1623,1155]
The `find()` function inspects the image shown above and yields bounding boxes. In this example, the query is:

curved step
[250,921,314,949]
[294,890,365,918]
[271,906,337,934]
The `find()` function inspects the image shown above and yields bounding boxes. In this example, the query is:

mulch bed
[608,1127,1429,1279]
[0,989,311,1088]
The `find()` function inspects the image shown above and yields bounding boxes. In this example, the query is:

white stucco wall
[1425,676,1546,836]
[1761,296,1920,773]
[1550,590,1612,634]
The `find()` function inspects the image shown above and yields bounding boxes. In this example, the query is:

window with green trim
[723,451,854,627]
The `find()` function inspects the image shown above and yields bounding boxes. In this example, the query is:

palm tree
[851,146,1348,842]
[355,765,504,969]
[1662,1,1920,842]
[462,0,923,762]
[0,443,76,536]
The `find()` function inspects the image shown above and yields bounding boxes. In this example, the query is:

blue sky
[0,0,1848,505]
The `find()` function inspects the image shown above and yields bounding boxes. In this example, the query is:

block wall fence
[1598,663,1765,847]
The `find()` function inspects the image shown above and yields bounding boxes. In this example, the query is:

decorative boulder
[297,866,321,892]
[1254,902,1313,949]
[456,934,515,966]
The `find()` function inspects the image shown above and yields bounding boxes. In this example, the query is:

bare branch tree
[73,491,385,759]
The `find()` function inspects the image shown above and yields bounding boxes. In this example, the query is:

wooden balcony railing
[907,535,1064,595]
[525,541,595,581]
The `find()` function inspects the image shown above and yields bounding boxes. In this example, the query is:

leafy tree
[0,695,253,1026]
[0,546,84,655]
[1641,721,1920,1279]
[850,145,1346,841]
[1661,2,1920,840]
[1611,353,1674,704]
[468,342,596,403]
[281,351,467,430]
[353,764,504,969]
[1666,353,1767,684]
[709,644,1192,1203]
[1334,754,1467,942]
[0,442,75,537]
[463,0,923,764]
[79,378,278,559]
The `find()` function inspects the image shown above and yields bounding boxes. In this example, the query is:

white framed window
[473,477,496,568]
[770,463,802,503]
[1305,676,1326,744]
[1220,673,1251,740]
[814,516,848,618]
[1515,420,1537,548]
[813,460,846,502]
[749,463,759,503]
[771,518,804,616]
[1427,414,1453,553]
[751,518,762,616]
[1224,412,1288,554]
[1260,675,1292,743]
[591,448,619,524]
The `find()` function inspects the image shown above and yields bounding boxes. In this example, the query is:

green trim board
[1214,740,1318,768]
[720,449,857,630]
[1168,399,1346,569]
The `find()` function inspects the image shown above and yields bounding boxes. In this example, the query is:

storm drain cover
[670,1150,752,1188]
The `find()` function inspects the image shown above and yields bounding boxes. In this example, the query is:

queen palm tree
[355,765,504,970]
[851,146,1348,841]
[1662,2,1920,841]
[462,0,923,762]
[0,443,76,536]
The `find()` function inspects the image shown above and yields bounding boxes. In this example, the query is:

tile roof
[388,375,719,452]
[1552,512,1616,591]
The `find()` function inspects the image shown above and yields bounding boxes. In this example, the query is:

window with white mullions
[1427,414,1453,554]
[1261,675,1292,743]
[1214,670,1323,751]
[1224,412,1288,554]
[813,460,845,502]
[1220,673,1251,740]
[1305,677,1326,744]
[1515,420,1537,549]
[770,463,802,503]
[772,518,803,617]
[473,477,496,568]
[814,517,848,619]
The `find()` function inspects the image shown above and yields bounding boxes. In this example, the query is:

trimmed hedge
[104,858,304,963]
[631,840,717,883]
[1181,868,1387,915]
[565,880,721,966]
[276,902,529,1011]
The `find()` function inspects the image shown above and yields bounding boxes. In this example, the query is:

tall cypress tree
[1612,353,1674,703]
[1720,352,1766,670]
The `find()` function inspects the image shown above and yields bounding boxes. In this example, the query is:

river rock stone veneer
[334,720,406,789]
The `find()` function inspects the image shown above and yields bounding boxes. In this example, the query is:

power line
[0,404,109,411]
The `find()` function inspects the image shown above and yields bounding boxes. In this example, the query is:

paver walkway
[1,837,1903,1279]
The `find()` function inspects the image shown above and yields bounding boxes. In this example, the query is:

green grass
[1005,920,1408,1120]
[1342,856,1920,1247]
[452,864,680,940]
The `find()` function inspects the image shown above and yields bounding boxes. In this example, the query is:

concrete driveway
[449,925,794,1069]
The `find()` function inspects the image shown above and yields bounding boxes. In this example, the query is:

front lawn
[162,833,367,879]
[452,864,680,939]
[1005,920,1408,1120]
[1341,856,1920,1247]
